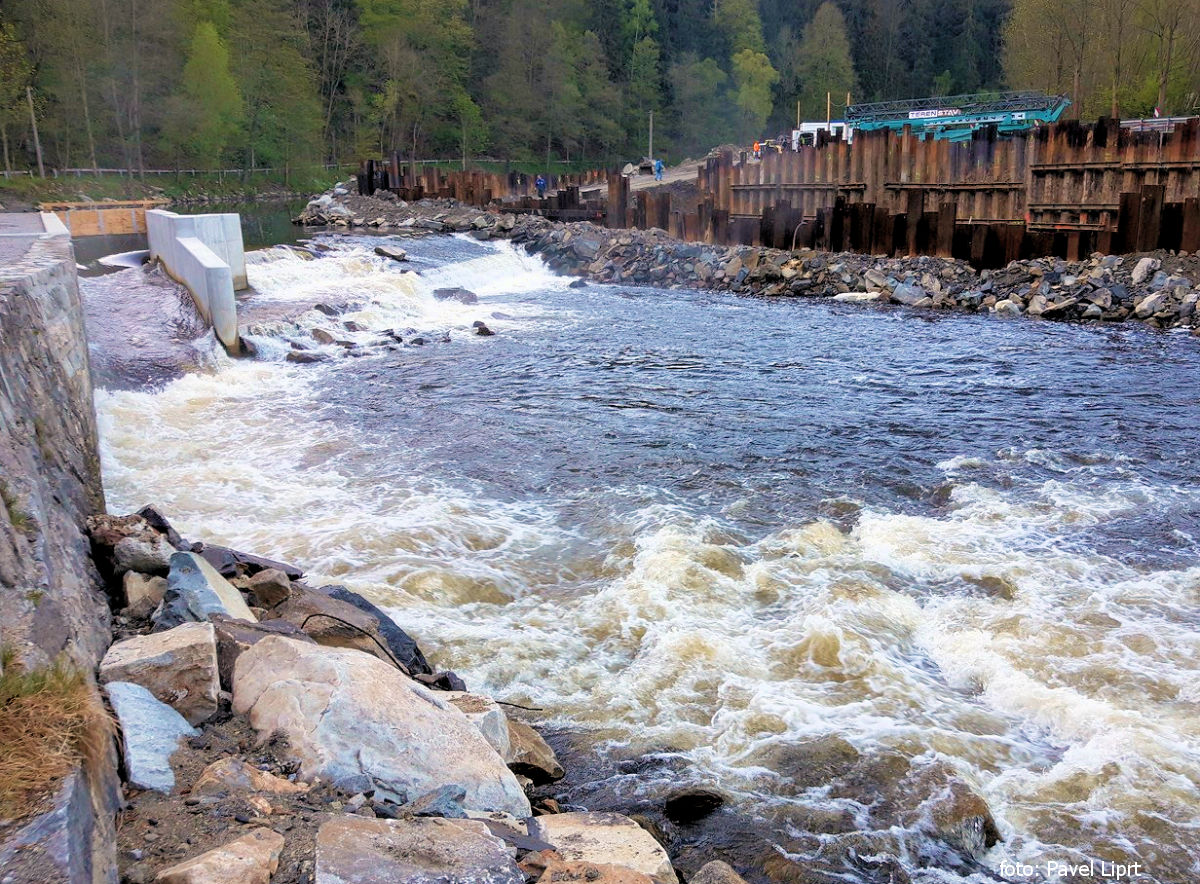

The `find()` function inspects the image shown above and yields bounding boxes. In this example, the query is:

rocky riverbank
[298,186,1200,333]
[86,507,749,884]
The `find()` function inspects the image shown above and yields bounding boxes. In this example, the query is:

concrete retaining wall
[146,210,245,353]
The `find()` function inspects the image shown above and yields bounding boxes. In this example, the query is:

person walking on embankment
[535,174,547,198]
[654,158,664,181]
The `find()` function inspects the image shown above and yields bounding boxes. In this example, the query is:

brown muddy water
[87,216,1200,883]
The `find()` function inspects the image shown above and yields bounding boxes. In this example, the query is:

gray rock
[433,287,479,304]
[154,552,258,630]
[275,583,431,675]
[0,769,110,884]
[314,816,523,884]
[104,682,195,793]
[1130,256,1160,285]
[890,283,927,306]
[401,785,468,819]
[1134,291,1169,318]
[444,693,510,759]
[112,533,176,575]
[210,614,315,690]
[374,245,408,262]
[233,637,531,816]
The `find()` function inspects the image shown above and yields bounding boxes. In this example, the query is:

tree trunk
[1,124,10,175]
[1157,29,1175,113]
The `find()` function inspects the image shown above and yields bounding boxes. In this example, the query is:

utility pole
[826,92,831,129]
[27,87,44,178]
[797,100,801,129]
[648,110,653,161]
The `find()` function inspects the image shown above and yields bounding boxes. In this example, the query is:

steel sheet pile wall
[685,119,1200,264]
[358,156,609,221]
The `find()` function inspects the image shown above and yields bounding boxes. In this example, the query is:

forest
[0,0,1197,175]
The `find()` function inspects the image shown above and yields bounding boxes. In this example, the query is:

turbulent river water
[89,217,1200,883]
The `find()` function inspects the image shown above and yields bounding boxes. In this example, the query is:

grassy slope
[0,168,344,211]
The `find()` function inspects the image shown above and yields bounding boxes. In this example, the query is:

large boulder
[86,513,176,577]
[315,816,523,884]
[210,614,315,690]
[154,828,284,884]
[445,693,511,759]
[192,543,303,580]
[528,813,675,883]
[154,552,257,630]
[506,720,564,784]
[104,682,196,793]
[1130,256,1160,285]
[270,583,430,675]
[232,637,531,816]
[99,622,220,725]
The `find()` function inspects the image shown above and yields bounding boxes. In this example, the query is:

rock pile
[295,185,1200,333]
[86,508,739,884]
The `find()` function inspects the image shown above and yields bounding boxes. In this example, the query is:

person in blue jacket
[654,158,664,181]
[535,174,547,198]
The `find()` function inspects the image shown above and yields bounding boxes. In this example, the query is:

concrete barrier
[147,210,245,353]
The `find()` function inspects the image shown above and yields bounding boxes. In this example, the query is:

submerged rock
[232,636,531,816]
[433,286,479,304]
[374,245,408,262]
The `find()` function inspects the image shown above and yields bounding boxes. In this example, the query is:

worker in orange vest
[753,140,761,159]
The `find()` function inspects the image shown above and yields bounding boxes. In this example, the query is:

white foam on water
[93,237,1200,882]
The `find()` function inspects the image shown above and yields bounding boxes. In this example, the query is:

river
[88,207,1200,883]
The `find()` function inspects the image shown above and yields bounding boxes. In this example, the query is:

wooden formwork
[39,200,168,236]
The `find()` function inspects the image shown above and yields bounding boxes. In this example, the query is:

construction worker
[535,174,547,198]
[654,158,664,181]
[753,140,761,159]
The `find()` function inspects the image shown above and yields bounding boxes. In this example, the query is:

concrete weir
[146,209,246,353]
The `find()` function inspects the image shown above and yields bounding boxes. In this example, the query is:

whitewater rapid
[94,233,1200,883]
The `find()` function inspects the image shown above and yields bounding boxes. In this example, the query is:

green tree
[731,48,778,140]
[229,0,323,176]
[712,0,766,55]
[356,0,475,158]
[0,20,31,173]
[793,2,857,120]
[669,53,734,154]
[574,30,623,160]
[627,35,662,154]
[162,20,242,168]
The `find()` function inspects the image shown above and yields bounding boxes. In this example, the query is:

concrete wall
[146,210,244,353]
[0,214,119,883]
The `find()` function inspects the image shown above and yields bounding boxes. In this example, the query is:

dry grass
[0,649,113,821]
